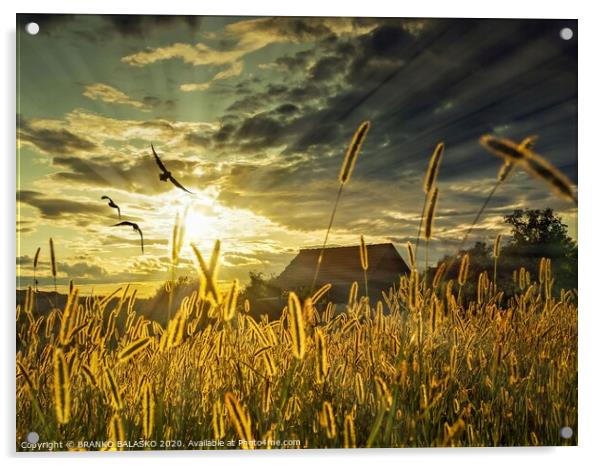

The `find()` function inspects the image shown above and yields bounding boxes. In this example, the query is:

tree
[428,208,577,299]
[240,272,284,320]
[500,208,577,292]
[242,272,274,302]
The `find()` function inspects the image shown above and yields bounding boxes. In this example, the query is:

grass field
[16,251,577,449]
[16,125,578,450]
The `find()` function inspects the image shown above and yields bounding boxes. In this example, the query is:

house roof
[274,243,410,300]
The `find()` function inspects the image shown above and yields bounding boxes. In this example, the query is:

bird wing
[169,175,194,194]
[112,221,135,227]
[151,144,168,173]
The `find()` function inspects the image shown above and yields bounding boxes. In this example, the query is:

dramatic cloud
[121,17,379,68]
[18,116,98,155]
[18,190,107,224]
[101,15,203,37]
[83,83,148,109]
[59,261,109,279]
[17,14,203,39]
[16,220,34,234]
[180,61,244,92]
[17,15,578,290]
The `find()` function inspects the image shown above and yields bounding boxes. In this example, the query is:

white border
[3,1,601,465]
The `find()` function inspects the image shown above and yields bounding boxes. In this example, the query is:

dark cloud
[16,220,34,234]
[101,15,203,37]
[235,114,284,148]
[239,17,343,43]
[59,261,109,278]
[275,103,300,116]
[275,49,315,73]
[17,14,203,39]
[202,18,577,244]
[49,151,212,195]
[226,83,290,113]
[18,190,107,224]
[16,255,31,266]
[17,255,108,278]
[101,235,168,248]
[142,96,176,111]
[17,17,577,275]
[18,116,98,155]
[310,55,348,81]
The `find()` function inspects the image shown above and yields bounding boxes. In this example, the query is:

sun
[182,202,221,247]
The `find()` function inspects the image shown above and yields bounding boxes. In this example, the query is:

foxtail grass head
[339,121,371,185]
[33,247,40,270]
[224,392,254,449]
[171,210,187,266]
[359,235,369,271]
[497,161,514,182]
[49,238,57,280]
[287,292,306,360]
[52,346,70,424]
[458,253,470,286]
[406,242,416,270]
[493,234,502,259]
[480,134,577,204]
[423,142,444,194]
[480,135,525,162]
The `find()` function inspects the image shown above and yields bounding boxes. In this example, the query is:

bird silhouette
[112,221,144,254]
[101,195,121,219]
[151,144,194,194]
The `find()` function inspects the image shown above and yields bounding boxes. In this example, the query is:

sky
[16,15,578,296]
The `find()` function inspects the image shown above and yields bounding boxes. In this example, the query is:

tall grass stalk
[416,143,444,257]
[359,235,369,298]
[424,187,439,274]
[168,211,186,322]
[33,247,40,292]
[311,121,370,292]
[493,234,502,290]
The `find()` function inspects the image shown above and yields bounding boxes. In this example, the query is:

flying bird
[112,221,144,254]
[151,144,194,194]
[101,195,121,219]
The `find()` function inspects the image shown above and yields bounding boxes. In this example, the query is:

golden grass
[359,235,369,297]
[343,413,356,448]
[314,328,328,384]
[49,238,57,293]
[222,279,239,321]
[16,130,578,450]
[416,143,444,254]
[339,121,371,185]
[117,337,152,364]
[141,380,155,439]
[406,241,416,270]
[480,135,577,204]
[225,392,254,449]
[288,292,306,360]
[52,347,70,425]
[16,244,575,449]
[458,254,470,286]
[33,247,40,291]
[423,186,439,271]
[312,121,371,291]
[191,241,221,303]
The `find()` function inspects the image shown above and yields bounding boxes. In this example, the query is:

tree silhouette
[429,208,577,298]
[499,208,577,292]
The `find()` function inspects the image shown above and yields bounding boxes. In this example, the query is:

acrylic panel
[16,14,578,451]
